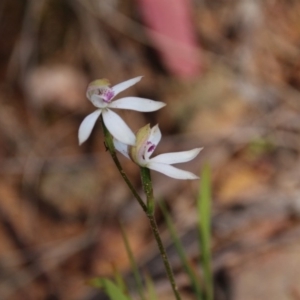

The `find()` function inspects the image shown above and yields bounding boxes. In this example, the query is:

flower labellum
[78,77,166,146]
[114,124,202,180]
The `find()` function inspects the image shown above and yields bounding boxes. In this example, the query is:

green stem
[140,167,155,215]
[140,167,182,300]
[101,118,147,213]
[147,215,182,300]
[101,119,181,300]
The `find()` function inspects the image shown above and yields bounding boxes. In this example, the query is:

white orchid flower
[78,76,166,145]
[114,124,203,180]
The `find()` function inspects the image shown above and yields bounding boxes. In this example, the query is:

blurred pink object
[137,0,202,78]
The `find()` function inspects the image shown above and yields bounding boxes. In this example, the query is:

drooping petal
[112,76,143,97]
[113,139,130,159]
[144,124,162,160]
[109,97,166,112]
[151,148,203,164]
[78,109,102,145]
[148,162,199,180]
[102,109,136,145]
[90,95,108,108]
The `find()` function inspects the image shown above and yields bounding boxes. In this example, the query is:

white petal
[78,109,102,145]
[144,124,162,160]
[148,162,199,180]
[109,97,166,112]
[151,148,203,164]
[113,138,130,159]
[112,76,143,97]
[102,109,136,145]
[90,95,108,108]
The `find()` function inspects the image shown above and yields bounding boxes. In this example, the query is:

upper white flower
[114,124,203,180]
[78,76,166,145]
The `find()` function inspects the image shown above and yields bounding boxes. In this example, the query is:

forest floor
[1,1,300,299]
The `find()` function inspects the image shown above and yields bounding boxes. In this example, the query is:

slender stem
[140,167,182,300]
[147,215,182,300]
[140,167,155,215]
[101,119,181,300]
[101,118,147,213]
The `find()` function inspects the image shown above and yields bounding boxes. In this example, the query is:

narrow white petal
[90,95,108,108]
[144,124,162,160]
[112,76,143,97]
[102,109,136,145]
[151,148,203,164]
[78,109,102,145]
[113,138,130,159]
[148,162,199,180]
[109,97,166,112]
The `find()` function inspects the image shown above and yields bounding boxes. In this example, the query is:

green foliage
[89,163,214,300]
[197,163,213,300]
[112,263,131,299]
[247,138,274,159]
[145,273,158,300]
[88,278,131,300]
[159,163,214,300]
[120,222,146,300]
[159,201,203,299]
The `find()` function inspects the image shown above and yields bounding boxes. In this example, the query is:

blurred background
[1,0,300,299]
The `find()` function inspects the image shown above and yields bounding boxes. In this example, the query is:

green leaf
[120,222,146,300]
[145,273,158,300]
[93,278,131,300]
[112,263,132,299]
[197,163,213,300]
[159,201,203,299]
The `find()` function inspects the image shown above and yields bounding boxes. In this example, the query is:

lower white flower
[114,124,203,180]
[78,76,166,145]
